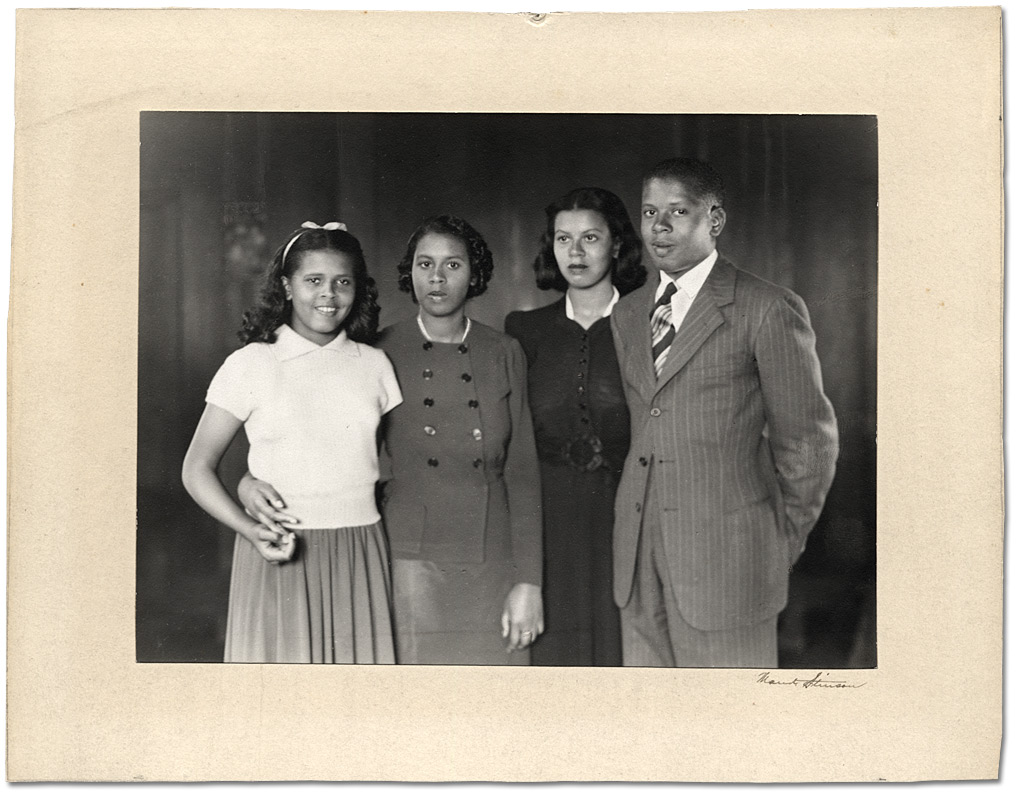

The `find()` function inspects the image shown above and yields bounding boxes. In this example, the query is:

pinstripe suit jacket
[610,256,839,631]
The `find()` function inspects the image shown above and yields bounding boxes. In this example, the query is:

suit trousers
[620,472,779,668]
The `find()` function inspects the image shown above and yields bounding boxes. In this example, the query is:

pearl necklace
[417,313,471,344]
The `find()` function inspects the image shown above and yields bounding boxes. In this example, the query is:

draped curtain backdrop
[138,113,876,666]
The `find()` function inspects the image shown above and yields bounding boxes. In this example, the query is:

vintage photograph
[10,6,1001,782]
[137,111,876,669]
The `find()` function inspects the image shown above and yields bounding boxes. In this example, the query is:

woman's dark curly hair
[240,226,380,345]
[396,215,495,302]
[532,187,646,295]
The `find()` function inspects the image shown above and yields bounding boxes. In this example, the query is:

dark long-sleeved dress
[505,298,627,666]
[378,316,543,665]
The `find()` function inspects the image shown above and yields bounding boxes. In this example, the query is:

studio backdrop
[137,112,876,666]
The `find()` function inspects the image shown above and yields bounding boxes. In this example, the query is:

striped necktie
[651,281,678,377]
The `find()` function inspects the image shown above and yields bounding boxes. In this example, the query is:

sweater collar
[271,324,360,361]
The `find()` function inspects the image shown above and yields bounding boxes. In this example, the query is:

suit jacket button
[650,408,661,417]
[468,399,479,408]
[424,425,437,436]
[471,428,483,441]
[639,457,648,466]
[428,458,439,467]
[473,458,483,468]
[423,397,434,407]
[423,368,433,379]
[461,373,472,382]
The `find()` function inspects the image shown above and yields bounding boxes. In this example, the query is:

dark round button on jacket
[428,458,439,467]
[468,399,479,408]
[458,344,469,354]
[461,373,472,382]
[422,341,433,350]
[423,397,434,407]
[639,457,649,466]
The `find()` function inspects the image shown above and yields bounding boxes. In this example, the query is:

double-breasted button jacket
[378,316,543,587]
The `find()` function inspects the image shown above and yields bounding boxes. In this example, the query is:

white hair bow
[300,220,347,231]
[282,221,349,264]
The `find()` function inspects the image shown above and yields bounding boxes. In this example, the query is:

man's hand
[237,472,299,534]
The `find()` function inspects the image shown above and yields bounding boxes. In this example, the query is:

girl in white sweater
[182,222,401,663]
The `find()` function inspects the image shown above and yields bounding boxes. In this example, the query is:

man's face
[640,177,725,276]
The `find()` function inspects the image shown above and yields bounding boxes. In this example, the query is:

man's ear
[709,206,727,238]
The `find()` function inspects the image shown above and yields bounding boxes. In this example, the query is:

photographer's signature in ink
[756,671,866,689]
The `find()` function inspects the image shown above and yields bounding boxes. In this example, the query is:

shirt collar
[565,286,621,321]
[271,324,359,361]
[655,249,718,300]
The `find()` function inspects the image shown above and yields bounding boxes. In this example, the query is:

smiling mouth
[315,306,339,315]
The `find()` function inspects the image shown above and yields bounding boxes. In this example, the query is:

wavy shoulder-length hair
[240,226,380,345]
[532,187,646,295]
[396,215,495,302]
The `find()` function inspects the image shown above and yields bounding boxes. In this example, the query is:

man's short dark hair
[643,158,726,208]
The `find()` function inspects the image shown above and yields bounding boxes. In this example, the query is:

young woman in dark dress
[505,187,646,666]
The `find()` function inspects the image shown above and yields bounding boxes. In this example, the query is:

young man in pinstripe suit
[610,158,839,667]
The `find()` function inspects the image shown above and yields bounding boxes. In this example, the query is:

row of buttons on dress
[421,339,484,470]
[577,331,590,428]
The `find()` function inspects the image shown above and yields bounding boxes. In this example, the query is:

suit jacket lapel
[655,258,737,388]
[618,278,658,401]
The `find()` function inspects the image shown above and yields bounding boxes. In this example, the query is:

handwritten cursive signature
[756,671,866,689]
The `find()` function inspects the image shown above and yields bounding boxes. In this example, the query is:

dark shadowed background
[138,112,876,666]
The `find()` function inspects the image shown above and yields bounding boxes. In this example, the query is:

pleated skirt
[224,523,395,664]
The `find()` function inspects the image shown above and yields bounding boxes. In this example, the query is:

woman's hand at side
[182,404,295,564]
[238,472,299,534]
[501,582,544,652]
